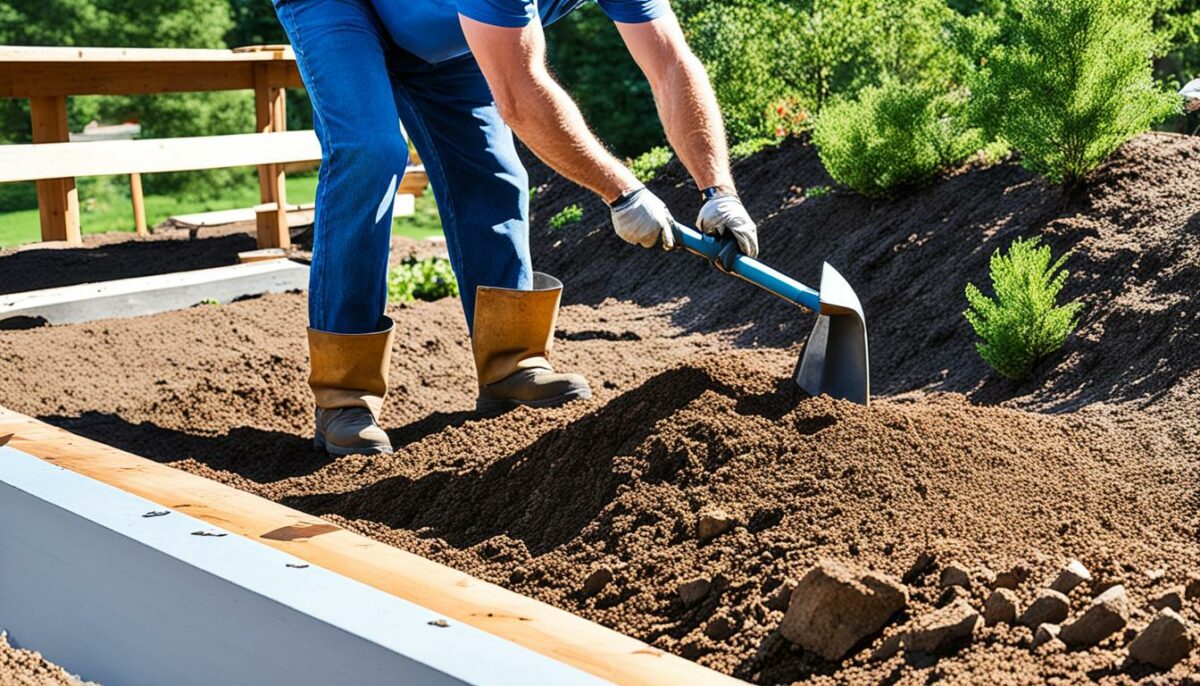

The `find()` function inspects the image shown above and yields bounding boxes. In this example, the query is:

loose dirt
[2,133,1199,683]
[0,633,96,686]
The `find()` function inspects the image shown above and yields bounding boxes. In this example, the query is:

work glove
[609,186,675,250]
[697,190,758,259]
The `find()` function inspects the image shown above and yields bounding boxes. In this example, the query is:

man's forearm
[649,53,733,192]
[502,74,639,203]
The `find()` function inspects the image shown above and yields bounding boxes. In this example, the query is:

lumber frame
[254,62,290,249]
[29,95,80,244]
[0,405,743,686]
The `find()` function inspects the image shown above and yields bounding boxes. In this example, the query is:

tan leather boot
[308,320,395,455]
[473,273,591,412]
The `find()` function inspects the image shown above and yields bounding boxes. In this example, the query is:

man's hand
[610,187,675,250]
[697,191,757,258]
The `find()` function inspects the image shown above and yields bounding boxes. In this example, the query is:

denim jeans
[274,0,533,335]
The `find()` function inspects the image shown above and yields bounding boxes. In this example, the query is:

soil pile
[2,133,1200,683]
[0,633,96,686]
[527,132,1200,413]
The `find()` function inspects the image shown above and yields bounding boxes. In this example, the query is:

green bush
[964,237,1083,380]
[387,257,459,303]
[549,204,583,230]
[971,0,1181,187]
[629,146,672,182]
[813,80,982,198]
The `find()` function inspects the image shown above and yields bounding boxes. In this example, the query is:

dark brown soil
[2,133,1199,683]
[0,633,96,686]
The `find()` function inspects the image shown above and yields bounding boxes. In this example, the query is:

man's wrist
[700,183,738,200]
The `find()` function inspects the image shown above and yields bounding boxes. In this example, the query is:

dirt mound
[2,134,1200,683]
[0,632,96,686]
[526,133,1200,413]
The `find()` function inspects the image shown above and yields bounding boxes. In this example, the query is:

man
[274,0,760,456]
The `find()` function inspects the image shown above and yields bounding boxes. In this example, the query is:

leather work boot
[473,273,592,413]
[308,319,395,455]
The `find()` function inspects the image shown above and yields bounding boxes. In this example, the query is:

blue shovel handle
[667,221,821,313]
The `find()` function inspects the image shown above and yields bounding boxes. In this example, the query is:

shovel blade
[795,263,870,405]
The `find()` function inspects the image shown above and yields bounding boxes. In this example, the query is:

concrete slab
[0,445,608,686]
[0,259,309,326]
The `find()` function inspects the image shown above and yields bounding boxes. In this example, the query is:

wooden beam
[0,406,742,686]
[129,172,147,236]
[0,46,296,62]
[254,62,290,250]
[0,131,322,183]
[0,61,302,98]
[29,96,80,245]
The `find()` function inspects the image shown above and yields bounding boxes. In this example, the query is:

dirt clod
[779,559,908,661]
[1059,584,1130,647]
[1049,559,1092,594]
[1018,589,1071,629]
[677,576,712,606]
[984,588,1019,626]
[704,614,737,641]
[763,579,796,612]
[582,567,614,597]
[902,598,982,654]
[993,564,1031,590]
[1150,587,1185,613]
[697,508,734,541]
[939,564,971,590]
[1032,623,1063,651]
[1128,608,1196,670]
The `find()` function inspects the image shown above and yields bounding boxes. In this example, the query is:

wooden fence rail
[0,45,427,249]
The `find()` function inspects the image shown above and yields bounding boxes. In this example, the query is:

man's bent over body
[273,0,761,455]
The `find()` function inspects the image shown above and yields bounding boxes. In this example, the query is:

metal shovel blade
[795,263,870,405]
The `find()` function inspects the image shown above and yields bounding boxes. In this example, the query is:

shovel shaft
[669,222,821,312]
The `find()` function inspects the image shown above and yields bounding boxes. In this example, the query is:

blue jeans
[274,0,533,334]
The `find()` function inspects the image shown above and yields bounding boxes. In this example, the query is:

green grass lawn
[0,174,444,248]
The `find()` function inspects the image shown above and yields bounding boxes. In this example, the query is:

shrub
[971,0,1181,187]
[387,257,459,303]
[549,204,583,230]
[813,80,982,198]
[964,237,1083,380]
[629,146,673,182]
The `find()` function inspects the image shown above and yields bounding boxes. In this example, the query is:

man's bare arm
[615,11,734,194]
[459,16,640,203]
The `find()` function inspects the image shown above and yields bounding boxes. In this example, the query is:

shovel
[666,222,870,405]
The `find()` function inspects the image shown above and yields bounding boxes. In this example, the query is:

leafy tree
[964,237,1082,380]
[970,0,1181,187]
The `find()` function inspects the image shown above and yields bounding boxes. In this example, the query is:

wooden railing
[0,45,427,249]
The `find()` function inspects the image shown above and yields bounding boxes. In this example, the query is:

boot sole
[475,386,592,414]
[313,433,394,457]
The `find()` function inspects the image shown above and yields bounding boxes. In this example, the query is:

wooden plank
[399,167,429,196]
[0,61,302,98]
[254,62,290,250]
[29,96,81,245]
[0,407,743,686]
[0,131,322,182]
[0,46,294,63]
[129,172,147,236]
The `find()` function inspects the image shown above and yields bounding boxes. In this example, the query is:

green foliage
[729,137,779,159]
[387,257,459,303]
[629,146,673,182]
[813,80,983,198]
[806,185,833,198]
[970,0,1181,187]
[548,204,584,230]
[964,237,1083,380]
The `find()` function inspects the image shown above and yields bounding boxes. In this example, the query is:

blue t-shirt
[373,0,667,64]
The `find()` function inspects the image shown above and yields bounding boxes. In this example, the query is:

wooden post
[253,63,289,249]
[29,96,81,245]
[129,172,147,236]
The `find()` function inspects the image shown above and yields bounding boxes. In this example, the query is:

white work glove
[609,186,675,250]
[697,190,758,259]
